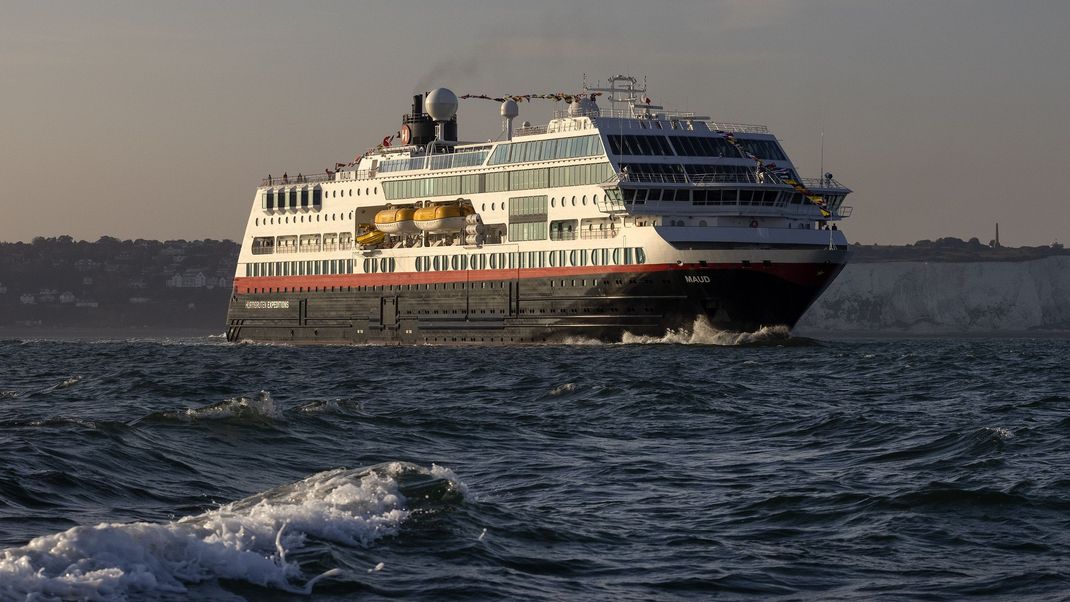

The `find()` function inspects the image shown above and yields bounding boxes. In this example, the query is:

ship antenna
[820,130,825,183]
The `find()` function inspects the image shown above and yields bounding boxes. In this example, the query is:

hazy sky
[3,0,1068,245]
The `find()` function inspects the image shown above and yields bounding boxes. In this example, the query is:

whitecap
[180,391,281,422]
[984,426,1013,440]
[621,316,794,346]
[0,462,466,600]
[549,383,577,396]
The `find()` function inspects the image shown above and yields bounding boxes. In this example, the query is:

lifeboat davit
[413,204,474,232]
[374,207,418,234]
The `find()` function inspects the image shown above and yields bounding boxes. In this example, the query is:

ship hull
[225,259,844,344]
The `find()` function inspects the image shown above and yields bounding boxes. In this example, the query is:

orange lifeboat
[413,203,473,232]
[374,207,418,234]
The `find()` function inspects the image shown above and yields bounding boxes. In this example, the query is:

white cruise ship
[226,75,852,344]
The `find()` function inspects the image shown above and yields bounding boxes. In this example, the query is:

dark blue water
[1,334,1069,600]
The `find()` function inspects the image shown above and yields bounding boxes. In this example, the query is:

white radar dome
[500,99,519,119]
[424,88,458,122]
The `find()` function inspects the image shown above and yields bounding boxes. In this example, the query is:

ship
[226,75,852,344]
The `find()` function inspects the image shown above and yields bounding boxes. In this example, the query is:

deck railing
[547,107,769,134]
[579,228,619,239]
[258,169,375,188]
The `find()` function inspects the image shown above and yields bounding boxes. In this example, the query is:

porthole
[365,187,370,195]
[357,189,361,196]
[571,196,576,206]
[481,203,486,211]
[582,195,587,206]
[255,218,259,226]
[551,198,556,207]
[491,202,496,210]
[374,187,378,194]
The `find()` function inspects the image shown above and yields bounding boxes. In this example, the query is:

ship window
[582,195,587,206]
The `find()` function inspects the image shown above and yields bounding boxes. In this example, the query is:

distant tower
[995,222,1001,248]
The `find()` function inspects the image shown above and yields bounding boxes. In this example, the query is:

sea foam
[621,316,794,346]
[0,462,465,601]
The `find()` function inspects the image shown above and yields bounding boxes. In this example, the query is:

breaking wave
[0,462,466,601]
[553,317,814,347]
[621,316,805,346]
[141,391,283,424]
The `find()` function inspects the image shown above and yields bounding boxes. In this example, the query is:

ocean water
[1,330,1069,600]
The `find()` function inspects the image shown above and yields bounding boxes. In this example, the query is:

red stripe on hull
[233,262,839,294]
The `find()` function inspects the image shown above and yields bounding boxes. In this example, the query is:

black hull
[225,262,844,344]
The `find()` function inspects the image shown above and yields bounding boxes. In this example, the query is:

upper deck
[251,77,852,224]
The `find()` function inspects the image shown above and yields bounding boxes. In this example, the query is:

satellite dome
[500,99,519,119]
[568,100,583,117]
[424,88,458,122]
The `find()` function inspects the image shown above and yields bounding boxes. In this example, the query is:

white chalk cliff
[797,256,1070,333]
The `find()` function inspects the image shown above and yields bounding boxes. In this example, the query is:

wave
[550,317,813,347]
[549,382,577,396]
[294,399,363,415]
[26,375,83,397]
[0,462,466,600]
[621,316,806,347]
[863,427,1012,467]
[139,391,283,424]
